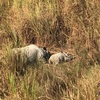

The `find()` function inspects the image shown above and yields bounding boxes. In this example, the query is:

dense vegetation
[0,0,100,100]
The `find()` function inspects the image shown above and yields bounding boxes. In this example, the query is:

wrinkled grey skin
[49,52,74,65]
[12,44,51,65]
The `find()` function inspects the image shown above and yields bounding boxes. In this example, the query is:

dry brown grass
[0,0,100,100]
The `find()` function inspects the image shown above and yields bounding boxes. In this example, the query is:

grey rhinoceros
[12,44,51,65]
[49,52,74,65]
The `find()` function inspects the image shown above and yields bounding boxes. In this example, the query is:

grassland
[0,0,100,100]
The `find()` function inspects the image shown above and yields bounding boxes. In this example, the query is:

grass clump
[0,0,100,100]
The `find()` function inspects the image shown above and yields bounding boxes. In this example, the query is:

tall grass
[0,0,100,100]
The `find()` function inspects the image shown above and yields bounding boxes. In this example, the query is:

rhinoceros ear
[60,51,63,53]
[63,52,67,55]
[43,47,47,51]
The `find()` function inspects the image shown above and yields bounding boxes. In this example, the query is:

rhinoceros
[12,44,51,65]
[49,52,74,65]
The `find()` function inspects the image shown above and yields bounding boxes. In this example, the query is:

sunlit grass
[0,0,100,100]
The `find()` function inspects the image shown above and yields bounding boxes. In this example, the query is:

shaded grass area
[0,54,100,100]
[0,0,100,100]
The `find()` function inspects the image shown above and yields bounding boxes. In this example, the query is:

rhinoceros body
[49,52,74,65]
[12,44,51,65]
